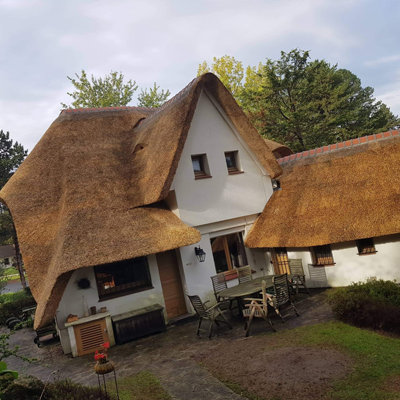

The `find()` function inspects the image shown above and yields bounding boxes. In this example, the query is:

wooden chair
[242,280,276,337]
[237,265,252,284]
[288,259,311,296]
[187,294,232,339]
[210,274,237,316]
[271,273,299,323]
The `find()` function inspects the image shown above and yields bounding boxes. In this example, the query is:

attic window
[356,238,376,255]
[272,179,281,192]
[225,151,241,174]
[312,245,335,266]
[191,154,211,179]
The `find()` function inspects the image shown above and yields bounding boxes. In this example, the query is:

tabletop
[218,275,291,299]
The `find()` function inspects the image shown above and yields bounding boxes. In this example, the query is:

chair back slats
[289,259,305,276]
[272,273,290,306]
[187,294,208,318]
[237,266,252,284]
[211,273,228,295]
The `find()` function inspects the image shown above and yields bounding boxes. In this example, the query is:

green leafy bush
[328,280,400,333]
[0,290,35,325]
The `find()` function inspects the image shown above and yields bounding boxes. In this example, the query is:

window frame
[94,257,153,301]
[191,154,211,179]
[356,238,377,255]
[311,245,335,266]
[224,151,242,175]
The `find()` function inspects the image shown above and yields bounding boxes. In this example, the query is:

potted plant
[94,342,114,375]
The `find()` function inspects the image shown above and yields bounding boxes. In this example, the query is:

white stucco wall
[56,254,165,354]
[279,233,400,288]
[172,89,273,227]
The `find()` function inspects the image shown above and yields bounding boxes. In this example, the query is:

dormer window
[191,154,211,179]
[225,151,241,174]
[272,179,281,192]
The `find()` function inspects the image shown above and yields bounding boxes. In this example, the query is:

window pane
[95,257,152,299]
[225,154,235,168]
[192,158,202,172]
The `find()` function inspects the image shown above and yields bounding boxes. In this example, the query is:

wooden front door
[157,250,187,319]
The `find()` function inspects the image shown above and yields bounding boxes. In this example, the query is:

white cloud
[365,54,400,67]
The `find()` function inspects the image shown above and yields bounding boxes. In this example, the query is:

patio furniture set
[187,259,311,338]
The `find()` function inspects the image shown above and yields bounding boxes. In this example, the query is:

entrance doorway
[156,250,187,319]
[211,232,248,274]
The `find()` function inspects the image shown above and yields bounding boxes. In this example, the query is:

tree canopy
[198,51,400,151]
[137,83,171,108]
[61,70,138,109]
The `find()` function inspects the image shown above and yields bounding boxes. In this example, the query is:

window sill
[195,175,212,180]
[98,285,154,302]
[228,171,244,175]
[357,251,378,256]
[312,263,336,267]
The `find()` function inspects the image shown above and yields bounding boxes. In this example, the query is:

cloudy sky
[1,0,399,151]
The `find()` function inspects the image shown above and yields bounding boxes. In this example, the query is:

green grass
[256,321,400,400]
[109,371,171,400]
[3,267,17,277]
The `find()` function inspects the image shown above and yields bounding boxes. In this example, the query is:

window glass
[356,238,376,255]
[312,245,334,266]
[225,151,239,173]
[211,232,248,274]
[94,257,152,300]
[192,157,202,172]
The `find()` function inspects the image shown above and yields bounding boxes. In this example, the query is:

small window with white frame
[356,238,376,255]
[225,151,241,174]
[191,154,211,179]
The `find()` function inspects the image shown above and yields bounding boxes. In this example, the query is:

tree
[0,131,28,288]
[197,56,245,101]
[61,70,138,109]
[137,83,171,108]
[244,49,400,151]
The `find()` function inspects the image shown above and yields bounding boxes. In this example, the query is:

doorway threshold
[167,313,197,326]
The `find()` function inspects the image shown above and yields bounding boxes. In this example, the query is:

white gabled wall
[172,89,273,227]
[278,233,400,288]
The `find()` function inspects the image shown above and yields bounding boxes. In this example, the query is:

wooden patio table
[217,275,292,315]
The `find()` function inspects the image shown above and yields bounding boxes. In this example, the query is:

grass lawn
[109,371,171,400]
[3,267,17,277]
[200,321,400,400]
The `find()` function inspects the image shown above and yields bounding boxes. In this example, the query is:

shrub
[0,290,35,325]
[328,280,400,333]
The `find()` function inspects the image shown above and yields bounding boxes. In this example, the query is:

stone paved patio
[5,289,333,400]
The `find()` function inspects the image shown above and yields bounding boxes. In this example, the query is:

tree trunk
[12,225,26,289]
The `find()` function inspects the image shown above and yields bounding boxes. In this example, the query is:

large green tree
[0,131,28,288]
[137,83,171,108]
[61,70,138,109]
[198,51,400,151]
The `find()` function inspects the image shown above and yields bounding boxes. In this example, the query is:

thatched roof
[0,73,281,328]
[246,130,400,249]
[263,139,293,159]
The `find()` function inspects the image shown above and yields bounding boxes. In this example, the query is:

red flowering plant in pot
[94,342,114,374]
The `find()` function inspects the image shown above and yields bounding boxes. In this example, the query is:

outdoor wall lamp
[195,246,206,262]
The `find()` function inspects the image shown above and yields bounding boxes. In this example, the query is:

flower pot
[94,360,115,375]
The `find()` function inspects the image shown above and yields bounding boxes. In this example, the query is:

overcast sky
[1,0,400,151]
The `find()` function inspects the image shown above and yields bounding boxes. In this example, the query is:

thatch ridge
[263,139,293,158]
[246,135,400,249]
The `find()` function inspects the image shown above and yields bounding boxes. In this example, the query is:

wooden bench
[112,304,166,344]
[34,320,58,347]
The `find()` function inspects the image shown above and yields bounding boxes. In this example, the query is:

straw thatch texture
[246,136,400,249]
[0,109,200,328]
[263,139,293,159]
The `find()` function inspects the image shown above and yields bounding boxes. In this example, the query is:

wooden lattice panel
[74,318,109,356]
